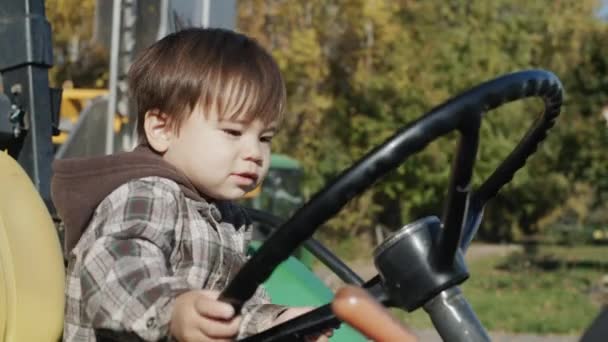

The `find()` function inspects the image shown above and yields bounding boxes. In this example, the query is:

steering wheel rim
[223,69,563,339]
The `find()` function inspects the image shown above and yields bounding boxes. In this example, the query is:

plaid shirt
[63,177,285,341]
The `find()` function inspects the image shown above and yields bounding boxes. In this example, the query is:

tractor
[1,1,607,341]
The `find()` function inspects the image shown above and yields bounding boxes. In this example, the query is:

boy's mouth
[232,172,259,184]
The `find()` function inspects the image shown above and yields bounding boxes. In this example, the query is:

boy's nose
[243,141,263,165]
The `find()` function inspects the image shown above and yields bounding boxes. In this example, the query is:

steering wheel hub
[373,216,469,311]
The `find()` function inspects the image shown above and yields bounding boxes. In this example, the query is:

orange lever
[332,286,418,342]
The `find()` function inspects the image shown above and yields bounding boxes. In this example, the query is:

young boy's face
[163,105,277,200]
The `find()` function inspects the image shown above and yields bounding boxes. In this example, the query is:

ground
[313,243,584,341]
[414,330,577,342]
[314,243,522,290]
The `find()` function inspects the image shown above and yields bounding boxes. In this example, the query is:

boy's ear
[144,110,173,153]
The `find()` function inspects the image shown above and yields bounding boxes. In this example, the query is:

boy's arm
[80,234,188,340]
[74,180,189,341]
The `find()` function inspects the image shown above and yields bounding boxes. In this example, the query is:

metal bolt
[10,83,22,96]
[9,104,24,123]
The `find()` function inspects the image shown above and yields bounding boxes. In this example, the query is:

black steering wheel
[220,70,563,341]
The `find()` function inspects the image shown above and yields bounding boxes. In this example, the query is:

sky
[600,0,608,19]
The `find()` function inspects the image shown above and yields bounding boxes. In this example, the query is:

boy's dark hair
[128,27,286,143]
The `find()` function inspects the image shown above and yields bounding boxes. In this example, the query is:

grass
[395,245,608,335]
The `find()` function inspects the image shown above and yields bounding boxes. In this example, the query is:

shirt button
[146,317,156,328]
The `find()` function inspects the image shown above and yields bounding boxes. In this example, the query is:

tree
[45,0,106,87]
[239,0,608,243]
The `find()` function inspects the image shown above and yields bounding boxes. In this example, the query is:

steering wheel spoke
[438,113,482,267]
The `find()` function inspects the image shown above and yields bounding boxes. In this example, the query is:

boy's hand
[170,290,241,342]
[273,307,334,342]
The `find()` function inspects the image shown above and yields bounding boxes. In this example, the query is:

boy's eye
[260,135,274,143]
[222,129,242,137]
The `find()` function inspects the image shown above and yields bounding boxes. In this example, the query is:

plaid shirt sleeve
[238,284,288,338]
[76,179,190,341]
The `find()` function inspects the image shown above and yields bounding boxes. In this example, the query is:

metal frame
[0,0,58,211]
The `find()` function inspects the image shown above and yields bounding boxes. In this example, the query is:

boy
[52,28,330,341]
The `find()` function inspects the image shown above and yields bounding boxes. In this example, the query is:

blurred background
[40,0,608,338]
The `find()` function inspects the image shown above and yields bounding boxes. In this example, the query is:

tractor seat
[0,152,65,341]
